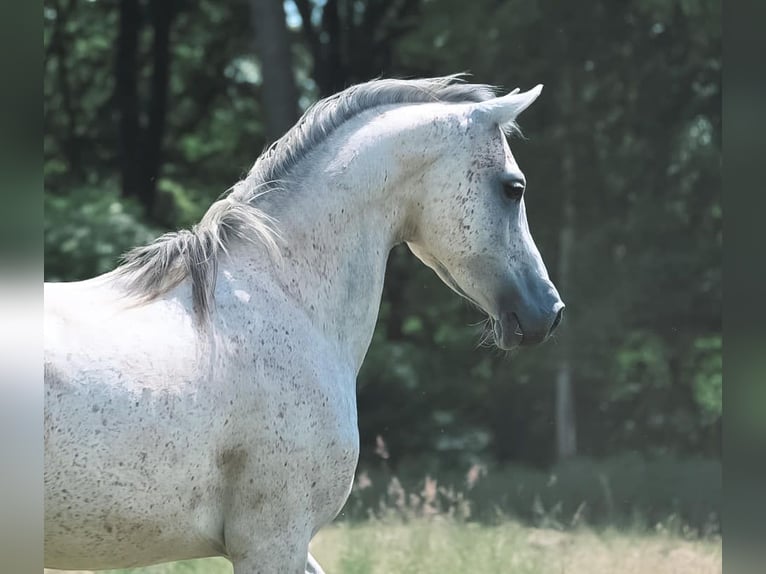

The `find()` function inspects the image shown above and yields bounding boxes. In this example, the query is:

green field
[46,519,721,574]
[45,458,721,574]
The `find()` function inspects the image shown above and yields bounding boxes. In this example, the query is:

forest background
[43,0,721,533]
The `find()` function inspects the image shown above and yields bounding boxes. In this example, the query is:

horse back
[44,279,226,569]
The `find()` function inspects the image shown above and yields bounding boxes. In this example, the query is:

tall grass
[311,520,721,574]
[44,454,721,574]
[342,453,721,536]
[50,520,721,574]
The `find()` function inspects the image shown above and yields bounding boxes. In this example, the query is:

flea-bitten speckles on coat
[44,77,560,574]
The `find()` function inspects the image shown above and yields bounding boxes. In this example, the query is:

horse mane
[112,75,497,321]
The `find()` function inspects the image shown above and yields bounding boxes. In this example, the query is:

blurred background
[43,0,721,565]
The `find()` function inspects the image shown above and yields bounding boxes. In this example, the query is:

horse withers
[44,76,563,574]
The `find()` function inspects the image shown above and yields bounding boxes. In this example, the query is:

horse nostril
[549,306,564,335]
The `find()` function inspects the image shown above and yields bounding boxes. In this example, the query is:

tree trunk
[555,189,577,459]
[249,0,299,142]
[143,0,176,219]
[555,70,578,461]
[116,0,141,202]
[50,0,81,179]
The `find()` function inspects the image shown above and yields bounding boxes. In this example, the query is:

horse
[44,76,564,573]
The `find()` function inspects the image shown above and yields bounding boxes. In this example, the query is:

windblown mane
[112,75,497,321]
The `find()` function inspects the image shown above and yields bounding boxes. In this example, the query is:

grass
[343,454,721,535]
[44,519,722,574]
[45,455,721,573]
[312,521,722,574]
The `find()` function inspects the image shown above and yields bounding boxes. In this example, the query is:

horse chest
[223,345,360,527]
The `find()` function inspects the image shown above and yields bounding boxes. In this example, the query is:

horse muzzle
[493,289,565,350]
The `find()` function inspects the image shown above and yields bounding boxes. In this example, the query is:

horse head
[405,86,564,349]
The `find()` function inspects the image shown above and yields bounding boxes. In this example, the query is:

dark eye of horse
[503,181,525,202]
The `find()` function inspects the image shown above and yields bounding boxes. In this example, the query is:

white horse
[44,76,564,573]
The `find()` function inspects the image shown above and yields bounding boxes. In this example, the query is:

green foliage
[690,336,722,424]
[44,186,158,281]
[43,0,721,467]
[366,0,722,463]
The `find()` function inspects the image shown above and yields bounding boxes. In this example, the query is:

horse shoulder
[218,304,359,521]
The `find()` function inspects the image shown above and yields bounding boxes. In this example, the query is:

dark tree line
[44,0,721,469]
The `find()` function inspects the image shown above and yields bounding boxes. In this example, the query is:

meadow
[45,520,722,574]
[45,456,721,574]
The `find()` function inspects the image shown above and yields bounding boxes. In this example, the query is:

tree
[115,0,178,221]
[44,0,721,467]
[249,0,299,142]
[293,0,422,96]
[554,69,577,461]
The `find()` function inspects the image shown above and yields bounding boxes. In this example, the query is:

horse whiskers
[475,317,495,349]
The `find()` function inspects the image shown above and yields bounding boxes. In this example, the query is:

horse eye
[503,181,525,202]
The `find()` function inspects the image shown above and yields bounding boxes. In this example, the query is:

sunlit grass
[45,519,722,574]
[312,520,722,574]
[45,456,721,574]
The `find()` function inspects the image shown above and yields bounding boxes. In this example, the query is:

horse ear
[479,84,543,127]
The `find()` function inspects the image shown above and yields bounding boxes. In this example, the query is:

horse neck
[226,111,431,371]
